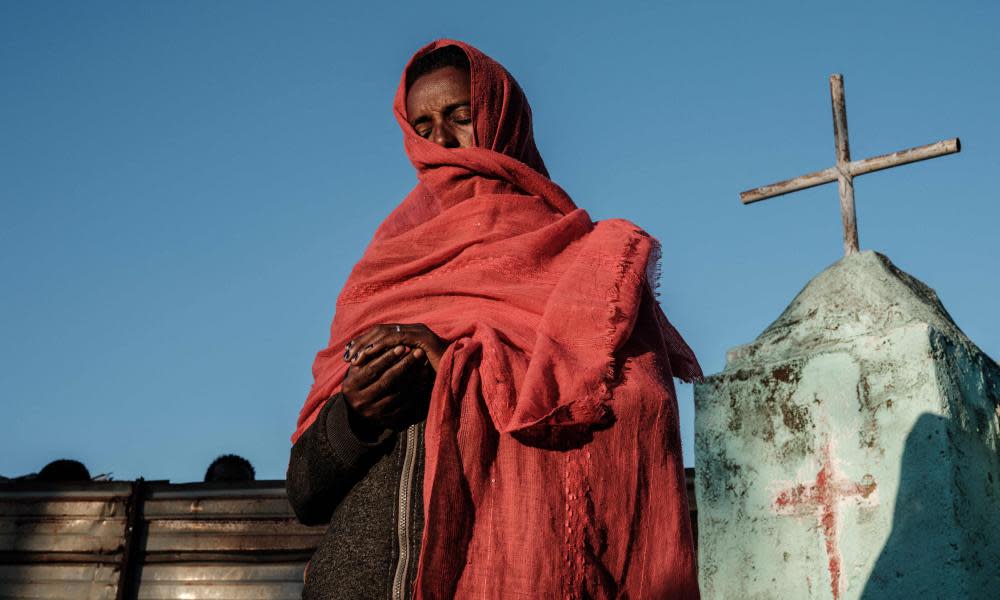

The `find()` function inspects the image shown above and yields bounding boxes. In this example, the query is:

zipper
[392,423,419,600]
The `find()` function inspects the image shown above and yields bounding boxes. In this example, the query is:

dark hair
[204,454,256,482]
[406,45,470,90]
[37,459,91,482]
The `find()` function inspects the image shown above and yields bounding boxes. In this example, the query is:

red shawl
[294,39,702,599]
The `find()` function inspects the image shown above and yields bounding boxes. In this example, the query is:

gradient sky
[2,1,996,482]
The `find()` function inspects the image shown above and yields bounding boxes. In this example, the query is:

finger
[354,340,410,368]
[364,347,427,395]
[353,325,428,364]
[356,345,407,386]
[345,327,379,362]
[350,343,376,366]
[348,325,384,360]
[349,325,401,364]
[377,327,441,371]
[345,347,399,391]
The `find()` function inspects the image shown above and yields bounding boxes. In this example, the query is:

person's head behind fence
[204,454,255,482]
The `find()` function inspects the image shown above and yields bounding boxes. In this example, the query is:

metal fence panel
[137,564,304,600]
[0,483,130,556]
[142,482,323,556]
[0,563,119,600]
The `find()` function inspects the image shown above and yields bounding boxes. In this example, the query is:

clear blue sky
[2,2,996,482]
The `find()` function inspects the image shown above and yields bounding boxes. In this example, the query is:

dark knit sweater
[286,394,425,600]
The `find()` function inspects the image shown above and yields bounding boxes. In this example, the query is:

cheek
[456,123,475,148]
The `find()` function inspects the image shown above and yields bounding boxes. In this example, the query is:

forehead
[405,66,471,117]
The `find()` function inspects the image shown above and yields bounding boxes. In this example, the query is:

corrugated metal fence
[0,481,323,600]
[1,473,696,599]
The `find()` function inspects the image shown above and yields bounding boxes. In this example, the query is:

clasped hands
[341,323,446,434]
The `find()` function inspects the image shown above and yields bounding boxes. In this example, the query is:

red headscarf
[295,39,701,598]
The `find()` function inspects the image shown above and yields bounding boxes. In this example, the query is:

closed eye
[448,105,472,125]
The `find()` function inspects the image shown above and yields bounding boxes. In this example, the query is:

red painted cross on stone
[772,438,878,600]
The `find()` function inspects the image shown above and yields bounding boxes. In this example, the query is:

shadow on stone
[860,413,952,598]
[861,411,999,599]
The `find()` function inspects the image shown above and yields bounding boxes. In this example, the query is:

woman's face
[406,66,474,148]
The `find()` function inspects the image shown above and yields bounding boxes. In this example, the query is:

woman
[287,40,701,600]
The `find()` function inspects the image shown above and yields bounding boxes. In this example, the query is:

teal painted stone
[694,251,1000,600]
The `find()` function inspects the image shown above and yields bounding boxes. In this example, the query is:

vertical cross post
[830,74,859,256]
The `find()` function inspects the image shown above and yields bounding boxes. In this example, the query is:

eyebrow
[411,102,472,126]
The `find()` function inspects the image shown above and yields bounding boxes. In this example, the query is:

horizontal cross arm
[740,137,960,204]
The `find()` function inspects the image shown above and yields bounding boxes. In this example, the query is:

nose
[431,122,460,148]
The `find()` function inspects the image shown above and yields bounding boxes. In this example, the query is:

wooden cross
[741,74,960,256]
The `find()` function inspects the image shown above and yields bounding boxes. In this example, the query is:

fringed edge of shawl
[596,230,648,405]
[508,227,648,447]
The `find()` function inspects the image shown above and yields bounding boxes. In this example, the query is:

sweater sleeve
[285,393,393,526]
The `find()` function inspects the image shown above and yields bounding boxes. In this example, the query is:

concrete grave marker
[694,252,1000,599]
